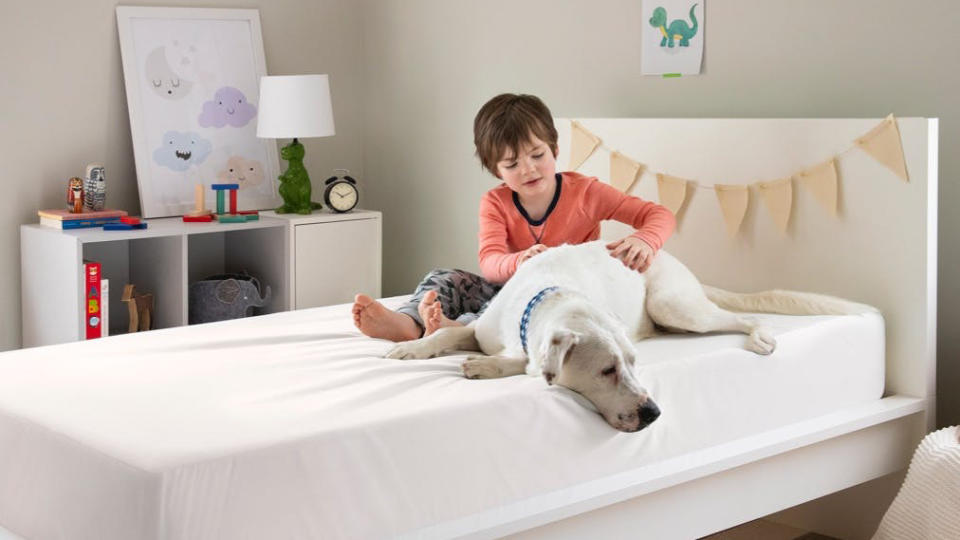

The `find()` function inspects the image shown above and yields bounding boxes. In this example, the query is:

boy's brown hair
[473,93,558,177]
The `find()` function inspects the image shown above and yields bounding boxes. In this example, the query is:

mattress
[0,297,884,539]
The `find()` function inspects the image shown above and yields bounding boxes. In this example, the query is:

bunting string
[569,114,910,236]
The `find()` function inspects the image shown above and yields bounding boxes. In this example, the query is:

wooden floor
[702,519,840,540]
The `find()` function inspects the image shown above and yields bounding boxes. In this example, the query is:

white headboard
[556,118,937,405]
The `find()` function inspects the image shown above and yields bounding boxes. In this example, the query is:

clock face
[328,181,358,211]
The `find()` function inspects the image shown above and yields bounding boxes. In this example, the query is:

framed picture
[116,6,280,218]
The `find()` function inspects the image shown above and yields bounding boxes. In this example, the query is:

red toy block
[120,216,142,225]
[229,189,238,214]
[182,215,215,223]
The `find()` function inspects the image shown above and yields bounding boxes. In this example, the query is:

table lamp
[257,74,336,214]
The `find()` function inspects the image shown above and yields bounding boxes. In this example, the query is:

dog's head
[534,323,659,433]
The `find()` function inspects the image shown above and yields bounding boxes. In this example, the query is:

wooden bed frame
[426,118,938,539]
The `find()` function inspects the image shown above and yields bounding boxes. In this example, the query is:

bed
[1,118,937,539]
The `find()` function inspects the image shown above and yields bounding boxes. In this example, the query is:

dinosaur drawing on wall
[649,3,699,48]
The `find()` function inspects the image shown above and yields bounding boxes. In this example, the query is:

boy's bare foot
[418,290,463,336]
[353,294,422,342]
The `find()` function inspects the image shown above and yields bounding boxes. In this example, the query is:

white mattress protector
[0,298,884,539]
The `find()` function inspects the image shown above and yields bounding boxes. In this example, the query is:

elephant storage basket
[189,272,272,324]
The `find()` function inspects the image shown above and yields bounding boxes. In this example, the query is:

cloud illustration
[153,131,212,171]
[198,86,257,128]
[217,155,266,189]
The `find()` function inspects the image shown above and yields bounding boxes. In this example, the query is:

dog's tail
[702,285,878,316]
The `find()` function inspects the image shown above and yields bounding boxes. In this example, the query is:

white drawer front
[294,218,381,309]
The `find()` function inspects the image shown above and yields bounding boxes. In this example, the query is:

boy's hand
[518,244,548,266]
[606,237,655,272]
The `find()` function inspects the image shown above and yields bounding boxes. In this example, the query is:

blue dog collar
[520,286,560,354]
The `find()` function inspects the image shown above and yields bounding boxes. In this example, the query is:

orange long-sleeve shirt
[478,171,676,284]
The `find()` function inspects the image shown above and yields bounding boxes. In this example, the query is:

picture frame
[116,6,280,218]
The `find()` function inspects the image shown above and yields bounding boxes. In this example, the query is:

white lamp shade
[257,74,336,139]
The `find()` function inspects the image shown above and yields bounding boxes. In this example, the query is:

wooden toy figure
[67,177,84,213]
[83,163,107,212]
[121,283,154,332]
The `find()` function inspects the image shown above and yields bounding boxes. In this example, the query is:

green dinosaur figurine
[649,4,698,48]
[275,139,323,214]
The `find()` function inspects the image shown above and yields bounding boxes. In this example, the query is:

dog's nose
[639,401,661,425]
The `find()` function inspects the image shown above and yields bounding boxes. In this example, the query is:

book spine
[61,218,121,229]
[40,217,121,229]
[84,261,102,340]
[101,279,109,338]
[37,209,128,221]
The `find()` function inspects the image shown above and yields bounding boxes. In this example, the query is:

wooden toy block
[120,216,142,225]
[182,215,215,222]
[121,284,153,333]
[184,183,215,220]
[211,183,240,190]
[216,190,225,214]
[217,214,248,223]
[229,189,238,214]
[103,222,148,231]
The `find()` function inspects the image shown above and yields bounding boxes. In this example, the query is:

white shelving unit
[21,216,290,347]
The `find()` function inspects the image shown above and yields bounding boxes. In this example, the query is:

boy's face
[495,135,558,201]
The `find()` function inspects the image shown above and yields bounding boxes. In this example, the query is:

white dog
[387,241,874,432]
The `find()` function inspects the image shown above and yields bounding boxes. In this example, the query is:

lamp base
[275,138,323,214]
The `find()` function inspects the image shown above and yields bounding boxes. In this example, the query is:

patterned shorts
[396,268,502,329]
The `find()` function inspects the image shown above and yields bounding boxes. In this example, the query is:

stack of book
[39,209,129,229]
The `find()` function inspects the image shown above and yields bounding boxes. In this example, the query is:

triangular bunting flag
[797,158,838,217]
[756,177,793,233]
[609,151,644,193]
[855,114,909,182]
[569,120,601,170]
[656,173,689,215]
[714,184,749,237]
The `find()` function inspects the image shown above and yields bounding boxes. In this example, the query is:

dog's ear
[613,331,637,366]
[540,330,579,385]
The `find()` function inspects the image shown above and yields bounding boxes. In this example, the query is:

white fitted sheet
[0,298,884,539]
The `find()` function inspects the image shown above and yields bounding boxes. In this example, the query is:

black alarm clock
[323,169,359,213]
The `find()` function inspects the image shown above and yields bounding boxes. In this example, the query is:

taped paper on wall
[642,1,704,75]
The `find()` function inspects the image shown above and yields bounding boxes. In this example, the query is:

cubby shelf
[21,216,290,347]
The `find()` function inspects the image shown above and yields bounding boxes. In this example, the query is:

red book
[84,261,102,339]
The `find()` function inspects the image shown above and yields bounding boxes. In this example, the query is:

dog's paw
[462,356,500,379]
[746,328,776,355]
[385,341,436,360]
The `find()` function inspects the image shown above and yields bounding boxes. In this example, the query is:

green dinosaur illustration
[649,4,699,48]
[275,139,323,214]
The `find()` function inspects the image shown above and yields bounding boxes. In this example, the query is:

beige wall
[360,0,960,428]
[0,0,364,349]
[2,0,957,429]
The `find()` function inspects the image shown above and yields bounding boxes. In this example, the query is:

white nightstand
[262,209,382,310]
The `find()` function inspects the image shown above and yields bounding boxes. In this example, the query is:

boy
[354,93,675,341]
